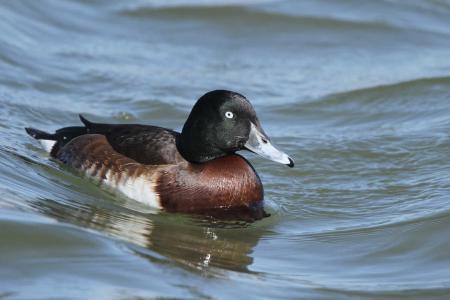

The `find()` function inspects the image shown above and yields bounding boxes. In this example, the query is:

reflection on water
[32,196,264,274]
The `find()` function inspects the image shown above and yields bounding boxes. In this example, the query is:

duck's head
[178,90,294,167]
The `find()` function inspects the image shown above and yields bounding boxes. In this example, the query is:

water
[1,0,450,299]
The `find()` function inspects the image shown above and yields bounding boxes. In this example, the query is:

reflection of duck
[142,217,262,273]
[35,197,265,273]
[26,90,293,220]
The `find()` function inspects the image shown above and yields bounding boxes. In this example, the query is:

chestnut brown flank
[55,134,158,186]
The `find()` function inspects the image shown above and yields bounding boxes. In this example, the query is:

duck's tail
[25,115,91,156]
[25,127,56,140]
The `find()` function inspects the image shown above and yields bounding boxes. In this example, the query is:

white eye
[225,111,234,119]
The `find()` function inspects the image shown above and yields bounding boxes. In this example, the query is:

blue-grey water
[1,0,450,299]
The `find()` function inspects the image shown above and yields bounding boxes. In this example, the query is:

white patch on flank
[39,140,56,153]
[83,164,161,209]
[118,174,161,209]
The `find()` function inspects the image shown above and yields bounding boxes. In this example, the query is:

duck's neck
[177,131,228,164]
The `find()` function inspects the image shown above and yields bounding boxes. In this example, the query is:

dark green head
[178,90,293,167]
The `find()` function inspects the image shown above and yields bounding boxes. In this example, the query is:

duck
[26,90,293,220]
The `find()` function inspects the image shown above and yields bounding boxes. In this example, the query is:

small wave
[120,4,402,32]
[273,74,450,131]
[275,75,450,110]
[315,75,450,107]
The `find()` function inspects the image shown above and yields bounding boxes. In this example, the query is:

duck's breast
[156,155,264,212]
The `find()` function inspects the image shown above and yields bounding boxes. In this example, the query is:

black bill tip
[287,157,294,168]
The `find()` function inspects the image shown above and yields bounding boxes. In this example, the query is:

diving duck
[26,90,293,219]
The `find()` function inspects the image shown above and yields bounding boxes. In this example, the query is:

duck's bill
[244,122,294,168]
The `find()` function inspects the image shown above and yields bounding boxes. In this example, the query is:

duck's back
[92,123,184,165]
[80,116,185,165]
[28,115,185,165]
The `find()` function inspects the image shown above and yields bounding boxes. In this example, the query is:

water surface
[1,0,450,299]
